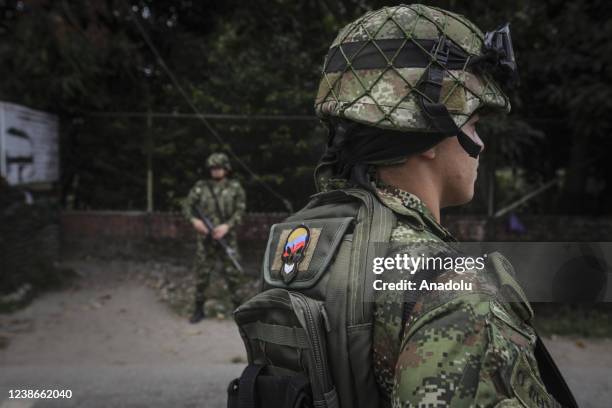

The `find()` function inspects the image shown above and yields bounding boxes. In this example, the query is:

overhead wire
[127,4,294,212]
[88,111,317,121]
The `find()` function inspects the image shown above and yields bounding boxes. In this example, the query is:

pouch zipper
[292,293,332,396]
[347,189,374,325]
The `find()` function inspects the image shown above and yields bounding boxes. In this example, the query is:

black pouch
[227,364,313,408]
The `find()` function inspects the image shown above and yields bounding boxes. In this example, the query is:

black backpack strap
[229,364,314,408]
[534,335,579,408]
[227,378,240,408]
[238,364,266,408]
[257,373,313,408]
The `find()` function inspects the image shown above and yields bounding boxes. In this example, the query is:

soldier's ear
[420,146,437,160]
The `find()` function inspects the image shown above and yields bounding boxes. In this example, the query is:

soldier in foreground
[229,5,577,408]
[182,152,246,323]
[316,6,576,407]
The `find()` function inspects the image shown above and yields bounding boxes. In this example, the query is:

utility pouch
[229,288,338,408]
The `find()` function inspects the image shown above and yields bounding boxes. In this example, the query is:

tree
[1,0,611,213]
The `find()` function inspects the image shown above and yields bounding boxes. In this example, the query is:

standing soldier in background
[182,152,246,324]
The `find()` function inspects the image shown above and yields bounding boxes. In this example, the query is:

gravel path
[0,261,245,408]
[0,260,610,407]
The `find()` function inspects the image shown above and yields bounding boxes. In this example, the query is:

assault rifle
[192,205,244,274]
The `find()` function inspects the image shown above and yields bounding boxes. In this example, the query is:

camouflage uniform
[372,181,562,407]
[182,158,246,307]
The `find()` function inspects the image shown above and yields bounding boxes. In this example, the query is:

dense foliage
[1,0,611,214]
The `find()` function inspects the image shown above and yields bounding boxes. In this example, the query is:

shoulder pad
[486,252,534,322]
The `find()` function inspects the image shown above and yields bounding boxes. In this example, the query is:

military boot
[189,301,205,324]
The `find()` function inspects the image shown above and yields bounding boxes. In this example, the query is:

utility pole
[0,103,5,178]
[146,110,154,212]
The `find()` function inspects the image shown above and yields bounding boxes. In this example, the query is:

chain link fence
[64,114,328,213]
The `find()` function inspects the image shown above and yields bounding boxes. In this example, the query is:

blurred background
[1,1,611,407]
[2,0,612,214]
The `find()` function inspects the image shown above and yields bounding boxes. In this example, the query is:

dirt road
[0,260,610,407]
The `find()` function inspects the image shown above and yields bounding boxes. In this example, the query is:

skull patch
[280,225,310,283]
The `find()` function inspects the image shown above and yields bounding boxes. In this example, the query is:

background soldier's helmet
[206,152,231,171]
[314,4,514,135]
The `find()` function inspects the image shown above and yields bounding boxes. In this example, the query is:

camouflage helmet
[206,152,231,171]
[315,4,515,136]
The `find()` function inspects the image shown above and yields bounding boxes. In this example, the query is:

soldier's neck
[377,166,441,223]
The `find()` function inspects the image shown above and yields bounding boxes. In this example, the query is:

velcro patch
[262,217,353,289]
[271,227,322,273]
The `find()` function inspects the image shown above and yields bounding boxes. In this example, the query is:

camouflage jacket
[372,181,561,408]
[182,178,246,231]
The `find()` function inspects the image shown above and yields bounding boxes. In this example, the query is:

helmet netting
[315,4,509,133]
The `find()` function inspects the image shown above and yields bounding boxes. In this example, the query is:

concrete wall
[60,212,286,269]
[61,211,612,268]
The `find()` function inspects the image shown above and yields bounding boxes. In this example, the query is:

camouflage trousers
[193,234,244,307]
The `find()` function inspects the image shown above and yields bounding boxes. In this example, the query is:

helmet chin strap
[417,36,482,159]
[457,131,482,158]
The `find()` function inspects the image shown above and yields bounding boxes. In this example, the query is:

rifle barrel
[192,205,244,274]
